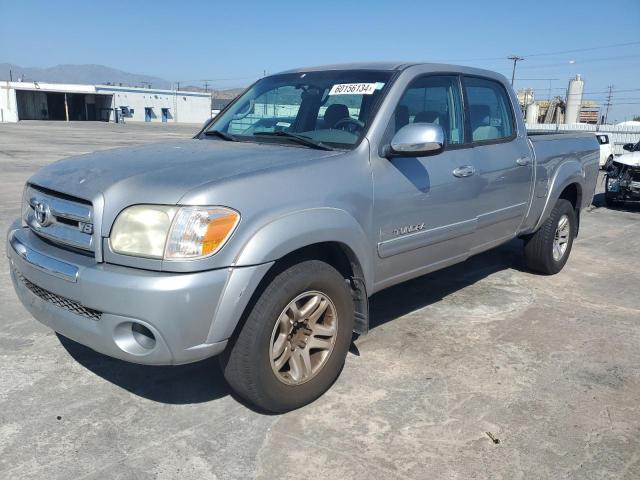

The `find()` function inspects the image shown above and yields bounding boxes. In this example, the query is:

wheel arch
[532,160,585,233]
[207,208,373,343]
[233,207,373,289]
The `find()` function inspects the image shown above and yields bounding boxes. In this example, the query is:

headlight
[164,207,240,259]
[110,205,239,260]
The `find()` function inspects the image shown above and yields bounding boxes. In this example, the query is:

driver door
[371,75,481,290]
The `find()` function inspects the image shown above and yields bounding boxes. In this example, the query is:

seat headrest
[414,111,440,124]
[324,104,350,129]
[470,105,490,126]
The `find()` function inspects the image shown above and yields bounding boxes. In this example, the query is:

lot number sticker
[329,83,382,95]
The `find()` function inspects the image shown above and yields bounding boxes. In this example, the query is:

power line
[521,41,640,58]
[447,40,640,63]
[515,53,640,70]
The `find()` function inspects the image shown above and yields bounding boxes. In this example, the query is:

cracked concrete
[1,121,639,479]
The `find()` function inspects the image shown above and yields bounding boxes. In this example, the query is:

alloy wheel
[269,291,338,385]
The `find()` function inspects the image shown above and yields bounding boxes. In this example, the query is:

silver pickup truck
[7,62,598,412]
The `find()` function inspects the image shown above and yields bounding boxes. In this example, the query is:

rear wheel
[220,260,354,413]
[524,199,576,275]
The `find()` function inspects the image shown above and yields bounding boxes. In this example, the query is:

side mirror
[623,143,635,152]
[385,123,445,158]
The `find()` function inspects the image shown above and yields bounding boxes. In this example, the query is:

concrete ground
[1,121,639,480]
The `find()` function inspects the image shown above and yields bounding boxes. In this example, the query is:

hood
[616,151,640,168]
[28,139,341,205]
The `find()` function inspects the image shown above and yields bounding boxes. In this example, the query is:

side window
[464,77,515,142]
[393,75,464,144]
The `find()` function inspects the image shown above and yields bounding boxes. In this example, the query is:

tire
[220,260,354,413]
[524,199,576,275]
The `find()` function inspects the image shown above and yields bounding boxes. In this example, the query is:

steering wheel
[333,117,365,134]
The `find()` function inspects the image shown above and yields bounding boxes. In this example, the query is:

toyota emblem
[34,202,52,227]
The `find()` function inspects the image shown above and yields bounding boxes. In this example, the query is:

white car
[604,141,640,206]
[595,133,614,168]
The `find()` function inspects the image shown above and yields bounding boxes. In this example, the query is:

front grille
[23,185,95,253]
[15,270,102,321]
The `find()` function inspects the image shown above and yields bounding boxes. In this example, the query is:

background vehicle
[7,62,599,412]
[604,140,640,206]
[596,133,614,168]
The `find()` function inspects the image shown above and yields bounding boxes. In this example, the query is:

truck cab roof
[278,62,505,80]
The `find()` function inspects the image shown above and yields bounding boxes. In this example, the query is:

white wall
[0,82,211,124]
[0,81,19,122]
[97,87,211,124]
[527,123,640,155]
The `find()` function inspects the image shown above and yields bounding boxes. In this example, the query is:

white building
[0,81,211,124]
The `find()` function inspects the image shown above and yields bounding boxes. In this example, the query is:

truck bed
[519,131,600,235]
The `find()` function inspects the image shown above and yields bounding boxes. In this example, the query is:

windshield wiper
[204,130,238,141]
[254,131,334,151]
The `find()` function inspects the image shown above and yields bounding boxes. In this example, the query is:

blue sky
[1,0,639,120]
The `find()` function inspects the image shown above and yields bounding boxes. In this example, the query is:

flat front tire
[524,198,576,275]
[220,260,354,413]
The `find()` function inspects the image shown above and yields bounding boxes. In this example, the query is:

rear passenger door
[462,76,533,251]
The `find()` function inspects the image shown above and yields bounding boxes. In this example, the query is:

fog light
[132,323,156,349]
[114,321,158,355]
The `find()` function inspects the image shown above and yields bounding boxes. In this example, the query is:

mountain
[0,63,172,89]
[0,63,246,102]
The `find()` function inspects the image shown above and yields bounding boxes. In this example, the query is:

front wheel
[523,199,576,275]
[220,260,354,413]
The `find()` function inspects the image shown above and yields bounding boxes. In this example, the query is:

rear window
[463,77,515,142]
[596,135,609,145]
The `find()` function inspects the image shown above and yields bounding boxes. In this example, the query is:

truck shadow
[58,238,526,406]
[57,334,231,404]
[368,238,525,330]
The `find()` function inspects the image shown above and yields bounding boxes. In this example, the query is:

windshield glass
[204,70,393,149]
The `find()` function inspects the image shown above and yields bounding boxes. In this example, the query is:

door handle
[516,157,531,166]
[452,165,475,178]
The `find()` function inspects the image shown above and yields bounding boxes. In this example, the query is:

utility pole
[9,69,12,82]
[203,80,209,92]
[603,85,614,125]
[508,55,524,86]
[64,93,69,122]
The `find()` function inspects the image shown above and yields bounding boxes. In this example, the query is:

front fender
[234,207,373,288]
[533,160,584,232]
[205,208,373,343]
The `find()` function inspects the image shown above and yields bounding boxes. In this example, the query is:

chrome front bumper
[7,227,234,365]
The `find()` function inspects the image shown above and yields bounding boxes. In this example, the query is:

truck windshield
[204,70,393,149]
